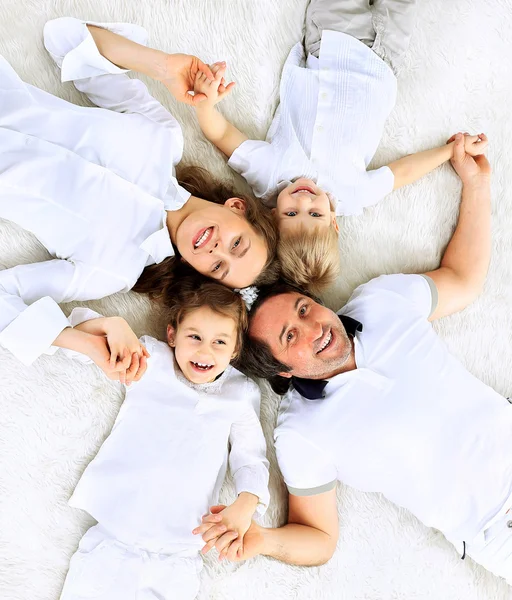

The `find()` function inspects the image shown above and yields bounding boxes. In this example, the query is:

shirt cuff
[44,17,148,82]
[0,297,70,365]
[234,467,270,517]
[67,307,104,327]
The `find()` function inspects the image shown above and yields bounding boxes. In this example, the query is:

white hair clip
[235,286,259,311]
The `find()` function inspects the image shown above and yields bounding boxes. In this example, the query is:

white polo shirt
[64,309,270,552]
[227,30,396,216]
[274,274,512,542]
[0,18,189,365]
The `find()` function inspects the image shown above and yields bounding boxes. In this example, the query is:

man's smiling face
[249,292,353,380]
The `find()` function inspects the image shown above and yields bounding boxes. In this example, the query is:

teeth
[192,361,213,370]
[318,331,332,353]
[194,228,211,249]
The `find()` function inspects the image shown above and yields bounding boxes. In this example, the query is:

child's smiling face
[167,306,238,384]
[275,178,338,234]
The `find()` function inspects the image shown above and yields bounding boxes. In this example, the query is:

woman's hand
[194,62,235,107]
[447,132,488,157]
[448,132,491,187]
[159,54,215,106]
[102,317,149,385]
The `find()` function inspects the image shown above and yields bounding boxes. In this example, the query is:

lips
[292,184,315,195]
[193,227,214,250]
[316,329,333,354]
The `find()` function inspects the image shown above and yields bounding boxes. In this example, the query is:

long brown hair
[133,166,280,300]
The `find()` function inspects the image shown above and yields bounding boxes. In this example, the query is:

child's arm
[194,63,248,158]
[193,380,270,559]
[387,133,488,190]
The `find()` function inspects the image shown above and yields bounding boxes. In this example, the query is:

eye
[212,262,222,273]
[232,237,241,250]
[286,331,294,343]
[189,334,201,341]
[299,304,307,316]
[285,211,297,217]
[214,340,227,345]
[310,212,322,218]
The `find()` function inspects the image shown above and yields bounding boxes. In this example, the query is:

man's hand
[194,61,235,107]
[192,493,259,560]
[159,54,215,106]
[448,132,491,186]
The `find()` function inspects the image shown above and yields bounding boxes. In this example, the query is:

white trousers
[60,525,202,600]
[465,511,512,585]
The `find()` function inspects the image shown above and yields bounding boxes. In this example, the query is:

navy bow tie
[290,314,363,400]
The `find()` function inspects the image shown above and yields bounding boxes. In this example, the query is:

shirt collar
[291,314,363,400]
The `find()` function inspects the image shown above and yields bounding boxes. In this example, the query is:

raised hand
[159,53,215,106]
[447,132,488,157]
[194,61,236,106]
[448,132,491,186]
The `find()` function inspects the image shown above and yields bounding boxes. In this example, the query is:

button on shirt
[64,311,269,551]
[275,274,512,542]
[227,30,397,216]
[0,18,190,365]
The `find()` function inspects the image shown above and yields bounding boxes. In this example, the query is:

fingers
[118,369,127,386]
[201,513,223,525]
[210,505,227,514]
[197,59,214,81]
[452,132,465,161]
[215,531,239,557]
[192,521,223,536]
[132,354,147,383]
[224,539,242,561]
[202,524,228,543]
[124,352,140,386]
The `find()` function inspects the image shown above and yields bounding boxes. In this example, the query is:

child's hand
[192,492,259,559]
[449,132,491,187]
[194,61,235,107]
[103,317,149,385]
[447,132,488,157]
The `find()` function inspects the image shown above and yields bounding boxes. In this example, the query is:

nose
[208,241,219,254]
[304,318,323,342]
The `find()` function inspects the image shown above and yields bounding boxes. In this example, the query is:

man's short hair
[234,281,320,395]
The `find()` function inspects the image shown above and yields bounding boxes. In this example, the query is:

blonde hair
[277,224,341,294]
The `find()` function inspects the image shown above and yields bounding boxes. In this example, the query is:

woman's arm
[387,133,487,190]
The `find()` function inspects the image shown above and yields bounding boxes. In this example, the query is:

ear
[224,197,247,213]
[166,324,176,347]
[271,207,276,215]
[332,213,340,233]
[278,371,293,379]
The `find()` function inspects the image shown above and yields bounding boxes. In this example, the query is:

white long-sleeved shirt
[227,30,397,216]
[65,308,269,551]
[0,18,189,365]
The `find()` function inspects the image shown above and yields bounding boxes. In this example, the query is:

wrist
[462,174,491,192]
[235,491,259,512]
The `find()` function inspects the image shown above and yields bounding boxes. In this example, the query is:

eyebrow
[220,268,229,281]
[278,296,304,346]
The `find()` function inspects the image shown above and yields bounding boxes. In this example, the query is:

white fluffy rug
[1,1,512,598]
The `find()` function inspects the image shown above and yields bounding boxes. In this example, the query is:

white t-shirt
[227,30,397,216]
[275,274,512,542]
[65,310,270,551]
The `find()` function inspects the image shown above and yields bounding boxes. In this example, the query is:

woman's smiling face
[175,198,268,288]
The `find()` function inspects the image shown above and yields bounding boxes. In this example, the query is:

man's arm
[424,133,492,320]
[206,488,339,566]
[387,133,487,190]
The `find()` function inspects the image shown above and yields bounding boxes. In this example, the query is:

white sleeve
[337,165,395,216]
[275,432,337,496]
[0,260,77,365]
[43,18,179,129]
[227,140,278,205]
[228,379,270,516]
[353,273,438,319]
